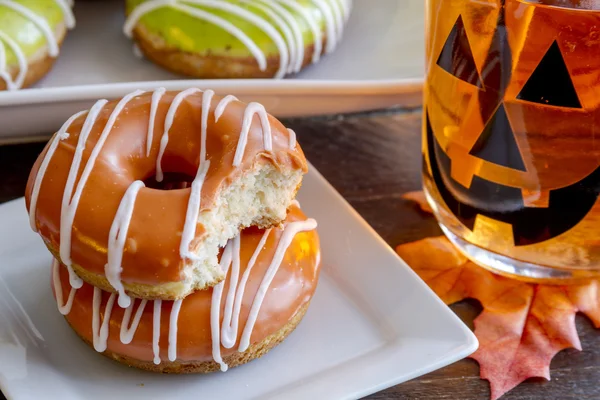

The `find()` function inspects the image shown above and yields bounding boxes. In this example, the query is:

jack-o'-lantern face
[424,0,600,247]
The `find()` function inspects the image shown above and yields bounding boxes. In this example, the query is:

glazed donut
[26,88,307,303]
[0,0,74,90]
[123,0,352,79]
[52,206,320,373]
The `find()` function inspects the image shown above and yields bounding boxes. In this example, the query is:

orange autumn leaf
[397,193,600,400]
[402,190,432,213]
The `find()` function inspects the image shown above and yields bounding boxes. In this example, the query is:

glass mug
[423,0,600,281]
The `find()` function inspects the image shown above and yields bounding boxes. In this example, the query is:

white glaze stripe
[121,299,148,344]
[239,218,317,352]
[60,100,108,289]
[157,87,202,182]
[29,111,85,231]
[220,235,241,349]
[287,128,296,150]
[211,242,233,372]
[0,30,27,90]
[0,33,5,70]
[276,0,322,63]
[214,94,238,122]
[92,287,116,352]
[0,0,59,56]
[221,230,270,349]
[328,0,345,41]
[234,102,272,166]
[168,299,183,361]
[54,0,75,28]
[179,90,214,260]
[311,0,338,53]
[153,299,162,364]
[245,0,298,74]
[52,259,77,315]
[258,0,304,72]
[106,180,145,309]
[147,87,166,156]
[61,90,144,289]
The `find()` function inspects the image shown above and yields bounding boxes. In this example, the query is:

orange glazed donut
[52,206,320,373]
[26,88,307,305]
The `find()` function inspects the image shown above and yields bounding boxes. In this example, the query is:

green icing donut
[0,0,69,67]
[125,0,351,78]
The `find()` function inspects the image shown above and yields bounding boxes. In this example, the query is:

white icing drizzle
[146,87,166,157]
[124,0,349,78]
[92,287,116,352]
[179,89,214,260]
[238,218,317,352]
[168,299,183,362]
[290,199,300,208]
[234,102,272,166]
[152,299,162,364]
[157,87,203,182]
[106,180,145,309]
[328,0,344,42]
[29,111,85,231]
[59,100,108,289]
[210,241,234,372]
[214,94,238,122]
[221,230,270,349]
[60,90,144,289]
[220,235,241,349]
[0,30,26,90]
[310,0,338,53]
[276,0,322,64]
[52,259,76,316]
[287,128,296,150]
[339,0,352,22]
[256,0,304,73]
[120,298,148,344]
[53,0,75,29]
[243,0,299,74]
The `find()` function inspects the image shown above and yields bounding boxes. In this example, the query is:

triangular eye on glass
[436,15,483,88]
[516,40,582,108]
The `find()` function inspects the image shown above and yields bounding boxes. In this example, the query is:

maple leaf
[398,192,600,400]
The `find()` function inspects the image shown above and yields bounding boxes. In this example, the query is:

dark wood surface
[1,108,599,399]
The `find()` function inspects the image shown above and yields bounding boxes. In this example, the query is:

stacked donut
[25,88,321,373]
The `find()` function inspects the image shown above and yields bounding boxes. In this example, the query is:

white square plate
[0,166,477,400]
[0,0,424,143]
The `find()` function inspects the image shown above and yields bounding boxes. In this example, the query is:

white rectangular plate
[0,0,424,143]
[0,165,477,400]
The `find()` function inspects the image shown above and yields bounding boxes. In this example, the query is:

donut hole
[143,172,195,190]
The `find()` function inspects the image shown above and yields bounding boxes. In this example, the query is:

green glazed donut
[0,0,75,90]
[124,0,352,79]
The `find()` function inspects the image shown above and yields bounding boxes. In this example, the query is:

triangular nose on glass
[469,104,526,171]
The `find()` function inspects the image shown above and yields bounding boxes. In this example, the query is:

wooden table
[1,108,599,399]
